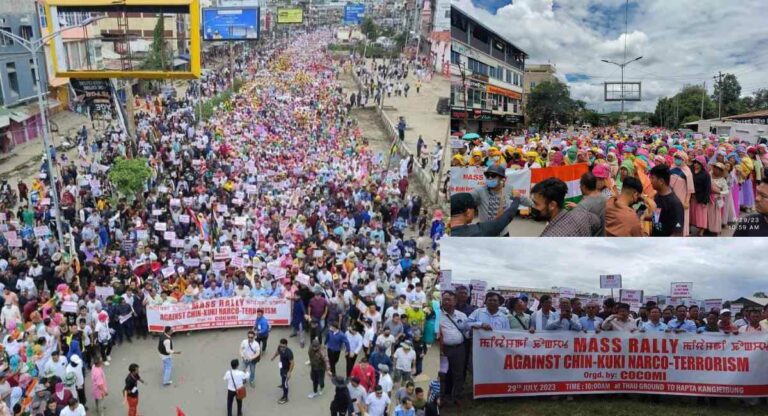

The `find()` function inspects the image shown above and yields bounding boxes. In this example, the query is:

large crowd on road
[0,29,443,416]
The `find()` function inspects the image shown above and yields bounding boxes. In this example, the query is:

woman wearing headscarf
[689,156,711,235]
[708,162,728,235]
[565,144,578,165]
[737,146,755,211]
[548,149,564,167]
[727,153,742,215]
[749,147,764,194]
[669,152,693,236]
[615,159,635,193]
[633,157,656,200]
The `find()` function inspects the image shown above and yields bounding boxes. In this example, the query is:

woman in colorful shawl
[737,147,755,210]
[727,153,742,215]
[689,156,711,235]
[615,158,635,193]
[708,163,729,235]
[633,157,656,200]
[669,152,694,236]
[565,144,579,165]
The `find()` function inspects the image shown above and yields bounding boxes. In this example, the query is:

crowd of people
[439,287,768,407]
[0,28,444,416]
[449,128,767,236]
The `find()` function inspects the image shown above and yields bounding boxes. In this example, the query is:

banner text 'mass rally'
[473,330,768,398]
[147,297,291,332]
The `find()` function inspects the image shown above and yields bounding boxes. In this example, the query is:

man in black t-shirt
[271,338,294,405]
[649,165,684,237]
[123,363,145,416]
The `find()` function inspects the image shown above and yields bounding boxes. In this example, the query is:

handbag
[231,371,246,400]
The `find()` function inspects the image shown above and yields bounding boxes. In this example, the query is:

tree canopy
[108,157,152,199]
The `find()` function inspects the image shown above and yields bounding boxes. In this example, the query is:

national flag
[176,407,186,416]
[530,163,590,206]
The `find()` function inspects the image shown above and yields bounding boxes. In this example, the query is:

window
[530,81,536,89]
[30,59,37,89]
[493,40,504,51]
[467,58,488,76]
[505,69,511,84]
[0,27,12,46]
[451,50,460,65]
[488,66,496,80]
[19,25,33,41]
[6,63,19,96]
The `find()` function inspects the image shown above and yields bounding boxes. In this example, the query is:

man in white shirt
[393,341,416,387]
[408,284,427,305]
[44,350,68,381]
[224,358,250,416]
[59,398,87,416]
[345,326,363,377]
[16,274,36,297]
[239,330,261,387]
[365,385,390,416]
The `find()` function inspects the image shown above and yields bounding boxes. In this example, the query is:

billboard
[343,3,365,25]
[202,7,260,41]
[44,0,201,79]
[604,82,642,101]
[277,7,304,24]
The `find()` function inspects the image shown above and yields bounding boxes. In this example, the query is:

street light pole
[600,56,642,123]
[0,18,104,254]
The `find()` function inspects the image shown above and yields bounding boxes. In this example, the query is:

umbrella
[462,133,480,141]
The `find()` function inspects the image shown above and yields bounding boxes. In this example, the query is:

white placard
[163,231,176,241]
[599,274,622,289]
[670,282,693,297]
[162,267,176,278]
[179,214,190,224]
[154,222,167,231]
[559,287,577,299]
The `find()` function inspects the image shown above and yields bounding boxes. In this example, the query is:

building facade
[449,6,526,133]
[523,63,556,109]
[0,0,49,153]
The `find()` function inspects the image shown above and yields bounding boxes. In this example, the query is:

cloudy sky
[454,0,768,112]
[441,237,768,300]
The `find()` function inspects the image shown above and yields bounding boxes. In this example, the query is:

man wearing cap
[450,192,521,237]
[469,165,512,223]
[330,375,352,416]
[393,341,416,387]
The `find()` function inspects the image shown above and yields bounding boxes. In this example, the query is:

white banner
[600,274,622,289]
[146,297,291,332]
[704,299,723,312]
[473,330,768,398]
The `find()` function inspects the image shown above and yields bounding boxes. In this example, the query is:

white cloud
[440,237,768,300]
[454,0,768,112]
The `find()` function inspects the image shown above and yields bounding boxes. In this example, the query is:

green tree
[712,73,742,117]
[754,292,768,298]
[360,17,378,41]
[108,158,152,200]
[525,80,576,129]
[740,88,768,113]
[142,17,170,70]
[652,85,716,128]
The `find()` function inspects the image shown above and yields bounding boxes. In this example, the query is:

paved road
[86,327,439,416]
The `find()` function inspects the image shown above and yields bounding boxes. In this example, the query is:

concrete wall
[695,120,767,144]
[0,11,48,107]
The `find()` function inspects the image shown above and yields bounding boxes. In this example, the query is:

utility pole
[714,71,723,120]
[700,81,705,120]
[460,62,469,131]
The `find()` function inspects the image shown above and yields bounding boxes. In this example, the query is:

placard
[179,214,190,224]
[730,303,744,315]
[164,231,176,241]
[670,282,693,297]
[559,287,577,299]
[470,279,488,307]
[704,299,723,312]
[212,261,227,272]
[619,289,643,304]
[162,267,176,278]
[184,258,201,268]
[599,274,622,289]
[95,286,115,298]
[154,222,167,232]
[33,226,51,237]
[295,273,310,287]
[61,301,78,313]
[171,239,185,248]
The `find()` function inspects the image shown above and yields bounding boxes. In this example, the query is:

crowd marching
[449,128,767,237]
[0,29,443,416]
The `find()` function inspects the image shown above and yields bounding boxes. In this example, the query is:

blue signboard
[343,3,365,25]
[202,7,260,41]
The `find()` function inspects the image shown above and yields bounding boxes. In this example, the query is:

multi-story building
[0,0,49,153]
[523,63,556,109]
[449,5,526,133]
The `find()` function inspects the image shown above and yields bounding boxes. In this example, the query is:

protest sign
[179,214,190,224]
[61,301,78,313]
[619,289,643,304]
[730,304,744,315]
[295,273,310,287]
[470,279,488,307]
[7,239,22,247]
[184,258,201,268]
[171,239,185,248]
[33,226,51,238]
[164,231,176,241]
[559,287,577,299]
[146,298,291,332]
[212,261,226,272]
[671,282,693,297]
[154,222,167,232]
[704,299,723,312]
[162,267,176,278]
[473,330,768,398]
[152,209,163,216]
[600,274,622,289]
[95,286,115,299]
